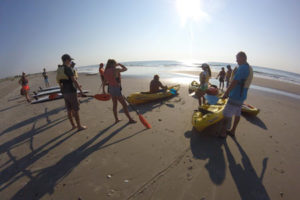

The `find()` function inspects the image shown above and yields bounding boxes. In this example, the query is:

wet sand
[175,70,300,95]
[0,72,299,199]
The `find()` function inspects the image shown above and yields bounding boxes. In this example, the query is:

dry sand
[0,71,299,200]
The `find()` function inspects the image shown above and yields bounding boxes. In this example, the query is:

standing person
[196,63,211,106]
[104,59,136,124]
[216,67,226,91]
[99,63,107,94]
[219,51,253,138]
[57,54,87,131]
[42,68,50,88]
[19,72,31,102]
[225,65,232,88]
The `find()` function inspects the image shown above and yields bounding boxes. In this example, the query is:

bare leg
[229,115,240,136]
[102,81,106,94]
[67,110,76,129]
[220,117,230,138]
[112,97,120,123]
[118,96,136,123]
[73,110,86,130]
[25,91,31,102]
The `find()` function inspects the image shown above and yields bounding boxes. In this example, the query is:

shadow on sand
[242,114,268,130]
[185,127,270,200]
[6,123,145,200]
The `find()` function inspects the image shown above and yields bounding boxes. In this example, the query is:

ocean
[76,60,300,85]
[76,60,300,100]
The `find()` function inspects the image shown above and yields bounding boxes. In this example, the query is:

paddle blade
[49,93,58,100]
[138,114,151,129]
[94,94,111,101]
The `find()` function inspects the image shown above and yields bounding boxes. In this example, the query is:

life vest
[56,65,69,83]
[104,68,119,86]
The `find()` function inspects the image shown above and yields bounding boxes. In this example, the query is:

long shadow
[184,126,226,185]
[224,138,270,200]
[242,114,268,130]
[0,129,76,192]
[0,117,67,155]
[10,123,139,200]
[0,105,65,137]
[0,104,22,113]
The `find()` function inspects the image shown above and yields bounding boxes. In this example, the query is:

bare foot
[128,120,137,124]
[71,125,77,130]
[226,130,235,138]
[115,119,121,124]
[77,126,87,131]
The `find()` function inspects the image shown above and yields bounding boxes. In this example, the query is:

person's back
[104,67,119,87]
[59,65,77,94]
[219,70,226,79]
[150,79,161,93]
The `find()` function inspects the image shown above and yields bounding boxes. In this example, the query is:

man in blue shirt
[219,51,253,138]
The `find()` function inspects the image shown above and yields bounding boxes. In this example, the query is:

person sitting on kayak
[196,63,211,106]
[104,59,136,124]
[99,63,107,94]
[150,75,167,93]
[19,72,31,103]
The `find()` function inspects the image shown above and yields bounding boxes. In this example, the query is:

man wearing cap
[220,51,253,138]
[59,54,86,131]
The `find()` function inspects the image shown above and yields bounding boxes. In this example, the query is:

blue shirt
[229,64,250,104]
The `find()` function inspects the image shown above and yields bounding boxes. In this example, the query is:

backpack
[56,65,69,83]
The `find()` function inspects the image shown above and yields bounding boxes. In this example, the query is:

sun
[176,0,209,26]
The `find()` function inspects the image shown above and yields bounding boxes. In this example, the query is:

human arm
[117,63,127,72]
[71,76,86,96]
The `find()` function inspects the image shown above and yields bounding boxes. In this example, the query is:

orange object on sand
[49,93,58,100]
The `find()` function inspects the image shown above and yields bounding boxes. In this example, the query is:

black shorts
[219,78,225,82]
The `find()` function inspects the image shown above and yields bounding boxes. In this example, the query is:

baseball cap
[61,54,74,62]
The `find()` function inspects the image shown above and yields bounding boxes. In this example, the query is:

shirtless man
[150,75,167,93]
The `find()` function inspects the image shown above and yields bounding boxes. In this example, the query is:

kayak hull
[189,81,259,116]
[192,102,226,132]
[127,85,180,105]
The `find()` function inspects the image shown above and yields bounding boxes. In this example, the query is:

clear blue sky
[1,0,300,78]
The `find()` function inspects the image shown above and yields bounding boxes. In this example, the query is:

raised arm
[118,63,127,72]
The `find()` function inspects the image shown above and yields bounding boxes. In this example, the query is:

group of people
[19,51,253,138]
[216,65,233,91]
[195,51,253,138]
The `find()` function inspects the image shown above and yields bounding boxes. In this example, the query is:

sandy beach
[0,71,300,200]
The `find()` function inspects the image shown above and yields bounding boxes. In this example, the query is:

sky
[0,0,300,78]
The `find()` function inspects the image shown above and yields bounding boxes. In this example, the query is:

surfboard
[31,90,89,104]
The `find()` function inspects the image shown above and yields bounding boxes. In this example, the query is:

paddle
[124,96,151,129]
[84,93,111,101]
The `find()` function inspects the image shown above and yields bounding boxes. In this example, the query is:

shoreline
[174,70,300,95]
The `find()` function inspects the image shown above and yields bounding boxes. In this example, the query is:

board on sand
[38,86,60,92]
[33,88,62,97]
[31,90,89,104]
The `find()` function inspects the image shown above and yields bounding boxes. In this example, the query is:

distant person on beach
[19,72,31,102]
[196,63,211,106]
[42,68,50,88]
[104,59,136,124]
[225,65,232,88]
[99,63,107,94]
[150,75,167,93]
[220,51,253,138]
[58,54,87,131]
[216,67,226,91]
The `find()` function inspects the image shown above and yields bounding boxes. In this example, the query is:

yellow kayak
[189,81,260,116]
[127,85,180,105]
[192,99,227,132]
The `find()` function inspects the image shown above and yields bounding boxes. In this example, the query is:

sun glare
[176,0,209,26]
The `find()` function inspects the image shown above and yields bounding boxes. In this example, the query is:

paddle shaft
[123,96,139,115]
